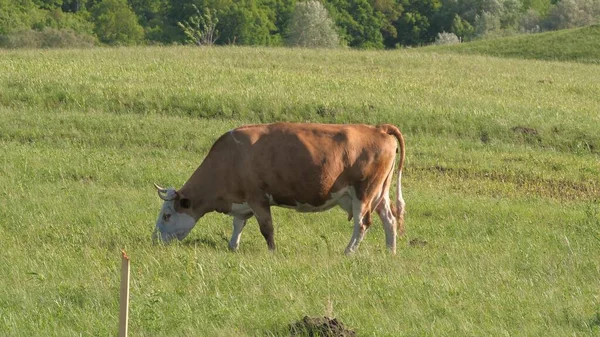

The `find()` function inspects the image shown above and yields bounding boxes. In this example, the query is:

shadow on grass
[183,235,228,249]
[590,310,600,330]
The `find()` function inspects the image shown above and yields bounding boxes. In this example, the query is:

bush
[0,28,97,48]
[434,31,460,44]
[285,1,339,48]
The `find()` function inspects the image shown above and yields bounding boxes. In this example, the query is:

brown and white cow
[153,122,406,254]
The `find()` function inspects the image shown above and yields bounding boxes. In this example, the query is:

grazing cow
[153,122,406,254]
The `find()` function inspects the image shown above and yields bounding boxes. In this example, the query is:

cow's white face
[152,187,196,243]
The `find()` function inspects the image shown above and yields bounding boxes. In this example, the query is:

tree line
[1,0,599,48]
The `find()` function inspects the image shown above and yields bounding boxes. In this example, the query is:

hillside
[430,25,600,63]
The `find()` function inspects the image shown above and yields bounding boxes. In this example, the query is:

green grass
[1,46,599,336]
[429,25,600,64]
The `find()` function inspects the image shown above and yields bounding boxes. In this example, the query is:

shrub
[434,31,461,44]
[0,28,97,48]
[285,1,339,48]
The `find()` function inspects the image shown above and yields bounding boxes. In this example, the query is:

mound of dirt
[289,316,356,337]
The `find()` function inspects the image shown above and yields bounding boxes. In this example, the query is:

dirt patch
[289,316,356,337]
[432,165,449,174]
[511,126,538,135]
[409,238,428,247]
[511,126,542,144]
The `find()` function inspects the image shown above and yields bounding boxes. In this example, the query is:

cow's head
[152,184,196,243]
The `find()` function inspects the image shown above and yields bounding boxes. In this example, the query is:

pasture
[431,24,600,64]
[0,45,599,336]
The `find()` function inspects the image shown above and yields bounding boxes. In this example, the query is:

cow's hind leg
[345,198,369,255]
[376,198,397,255]
[229,217,248,251]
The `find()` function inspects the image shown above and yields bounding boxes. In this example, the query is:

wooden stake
[119,249,130,337]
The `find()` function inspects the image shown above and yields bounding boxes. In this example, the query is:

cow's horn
[154,183,175,201]
[154,183,168,193]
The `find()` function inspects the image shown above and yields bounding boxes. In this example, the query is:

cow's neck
[179,163,226,220]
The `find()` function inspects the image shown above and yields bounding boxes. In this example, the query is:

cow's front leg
[229,217,247,251]
[249,200,275,251]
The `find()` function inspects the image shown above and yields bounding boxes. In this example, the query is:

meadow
[431,24,600,64]
[0,44,599,336]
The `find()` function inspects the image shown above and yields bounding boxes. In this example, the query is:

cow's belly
[228,187,353,217]
[282,186,351,213]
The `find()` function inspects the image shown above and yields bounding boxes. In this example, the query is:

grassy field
[0,45,599,336]
[430,25,600,64]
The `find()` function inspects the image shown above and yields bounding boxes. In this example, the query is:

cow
[153,122,406,255]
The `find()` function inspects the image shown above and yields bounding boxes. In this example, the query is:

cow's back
[226,123,398,207]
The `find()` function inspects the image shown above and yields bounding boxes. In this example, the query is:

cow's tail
[379,124,406,236]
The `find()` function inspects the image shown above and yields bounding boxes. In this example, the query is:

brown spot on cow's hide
[332,132,348,143]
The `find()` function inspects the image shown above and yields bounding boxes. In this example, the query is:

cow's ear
[179,198,191,209]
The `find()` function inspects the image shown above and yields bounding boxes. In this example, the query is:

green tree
[62,0,85,12]
[394,0,442,46]
[519,8,541,32]
[285,0,339,48]
[218,0,280,45]
[371,0,404,48]
[92,0,144,44]
[544,0,600,30]
[177,5,218,45]
[0,0,49,34]
[522,0,552,15]
[474,10,501,36]
[452,14,474,39]
[129,0,169,41]
[325,0,384,48]
[38,7,95,33]
[33,0,63,9]
[498,0,523,30]
[263,0,297,41]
